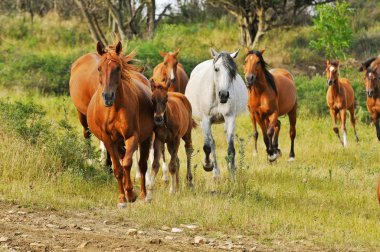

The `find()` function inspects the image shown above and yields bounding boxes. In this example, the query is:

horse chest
[155,126,170,143]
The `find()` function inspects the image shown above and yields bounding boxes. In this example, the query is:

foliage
[310,2,354,59]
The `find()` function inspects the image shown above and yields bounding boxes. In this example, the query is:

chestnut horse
[244,49,297,162]
[148,78,196,197]
[325,60,358,147]
[359,57,380,140]
[69,41,149,167]
[151,49,189,93]
[86,41,154,207]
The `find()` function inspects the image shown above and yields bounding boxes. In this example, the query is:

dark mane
[359,57,377,72]
[214,52,237,83]
[247,50,277,94]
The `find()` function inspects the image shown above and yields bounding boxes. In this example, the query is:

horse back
[340,78,355,108]
[167,93,193,137]
[69,53,100,115]
[272,73,297,116]
[175,64,189,93]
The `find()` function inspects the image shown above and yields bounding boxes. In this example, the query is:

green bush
[310,2,353,59]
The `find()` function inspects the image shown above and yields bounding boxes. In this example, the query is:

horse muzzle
[218,90,229,104]
[102,92,115,107]
[245,74,256,87]
[327,79,334,86]
[154,115,164,126]
[367,90,375,97]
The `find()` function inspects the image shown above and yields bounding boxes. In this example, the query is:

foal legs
[348,105,359,142]
[330,109,344,146]
[183,131,194,187]
[138,137,152,200]
[167,138,181,193]
[339,109,348,147]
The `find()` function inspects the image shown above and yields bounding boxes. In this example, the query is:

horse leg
[121,134,139,203]
[167,138,181,193]
[371,113,380,141]
[257,118,270,156]
[138,136,152,200]
[146,137,163,201]
[267,113,279,162]
[102,138,126,208]
[224,116,236,178]
[249,109,259,157]
[77,110,90,139]
[201,116,219,178]
[161,145,169,184]
[183,131,194,188]
[330,109,343,146]
[348,105,359,142]
[273,120,282,157]
[339,109,348,147]
[288,103,297,161]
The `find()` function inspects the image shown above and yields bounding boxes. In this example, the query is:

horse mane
[359,57,377,72]
[247,50,277,94]
[106,41,144,83]
[214,52,237,83]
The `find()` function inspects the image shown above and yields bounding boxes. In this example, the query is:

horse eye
[215,68,219,72]
[98,67,101,72]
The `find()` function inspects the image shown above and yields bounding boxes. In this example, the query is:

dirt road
[0,201,326,252]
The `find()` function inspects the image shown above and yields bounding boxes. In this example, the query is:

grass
[0,92,379,251]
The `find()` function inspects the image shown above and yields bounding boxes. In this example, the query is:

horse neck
[330,78,341,96]
[251,70,271,95]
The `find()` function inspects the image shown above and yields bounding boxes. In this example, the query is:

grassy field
[0,10,380,251]
[0,92,379,251]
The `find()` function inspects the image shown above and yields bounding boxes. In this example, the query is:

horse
[151,49,189,93]
[359,57,380,140]
[86,41,154,207]
[244,49,297,162]
[69,41,150,168]
[148,78,196,197]
[185,48,247,178]
[325,60,358,147]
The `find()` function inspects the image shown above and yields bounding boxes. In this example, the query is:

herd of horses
[69,41,380,207]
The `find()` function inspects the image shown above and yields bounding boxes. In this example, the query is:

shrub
[310,2,353,59]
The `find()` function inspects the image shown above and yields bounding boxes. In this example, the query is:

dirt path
[0,201,327,252]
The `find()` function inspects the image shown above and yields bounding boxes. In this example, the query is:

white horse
[185,49,248,178]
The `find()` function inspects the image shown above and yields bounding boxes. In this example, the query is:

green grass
[0,92,379,251]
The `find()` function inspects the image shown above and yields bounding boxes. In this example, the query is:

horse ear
[97,41,106,55]
[210,48,219,59]
[115,41,122,54]
[159,51,166,57]
[326,60,330,66]
[174,48,180,56]
[260,48,266,55]
[244,47,250,55]
[359,63,367,72]
[230,49,240,59]
[149,78,156,90]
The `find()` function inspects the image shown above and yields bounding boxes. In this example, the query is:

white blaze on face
[329,66,335,72]
[170,69,175,81]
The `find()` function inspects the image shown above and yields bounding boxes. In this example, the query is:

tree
[206,0,335,47]
[309,1,353,59]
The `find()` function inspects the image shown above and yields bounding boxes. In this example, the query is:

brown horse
[151,49,189,93]
[325,60,358,147]
[86,41,154,207]
[359,57,380,140]
[244,49,297,162]
[69,41,149,167]
[148,78,196,196]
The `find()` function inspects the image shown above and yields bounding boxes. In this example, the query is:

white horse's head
[210,48,240,104]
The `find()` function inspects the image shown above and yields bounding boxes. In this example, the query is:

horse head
[244,48,266,88]
[210,48,239,104]
[96,41,123,107]
[325,60,340,86]
[160,49,180,85]
[151,79,169,126]
[363,66,379,98]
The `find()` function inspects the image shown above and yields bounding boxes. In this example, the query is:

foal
[325,60,358,147]
[150,79,196,195]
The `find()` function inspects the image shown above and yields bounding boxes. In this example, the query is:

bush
[310,2,353,59]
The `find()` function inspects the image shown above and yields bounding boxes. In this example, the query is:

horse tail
[191,118,198,129]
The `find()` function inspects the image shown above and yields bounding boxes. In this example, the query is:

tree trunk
[106,0,127,41]
[74,0,105,44]
[239,15,256,47]
[252,6,266,48]
[146,0,156,38]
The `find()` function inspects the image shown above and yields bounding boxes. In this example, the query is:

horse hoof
[117,202,127,209]
[126,191,138,203]
[169,188,175,194]
[145,192,153,203]
[162,176,169,184]
[277,149,282,157]
[267,154,277,162]
[288,157,295,162]
[203,162,214,172]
